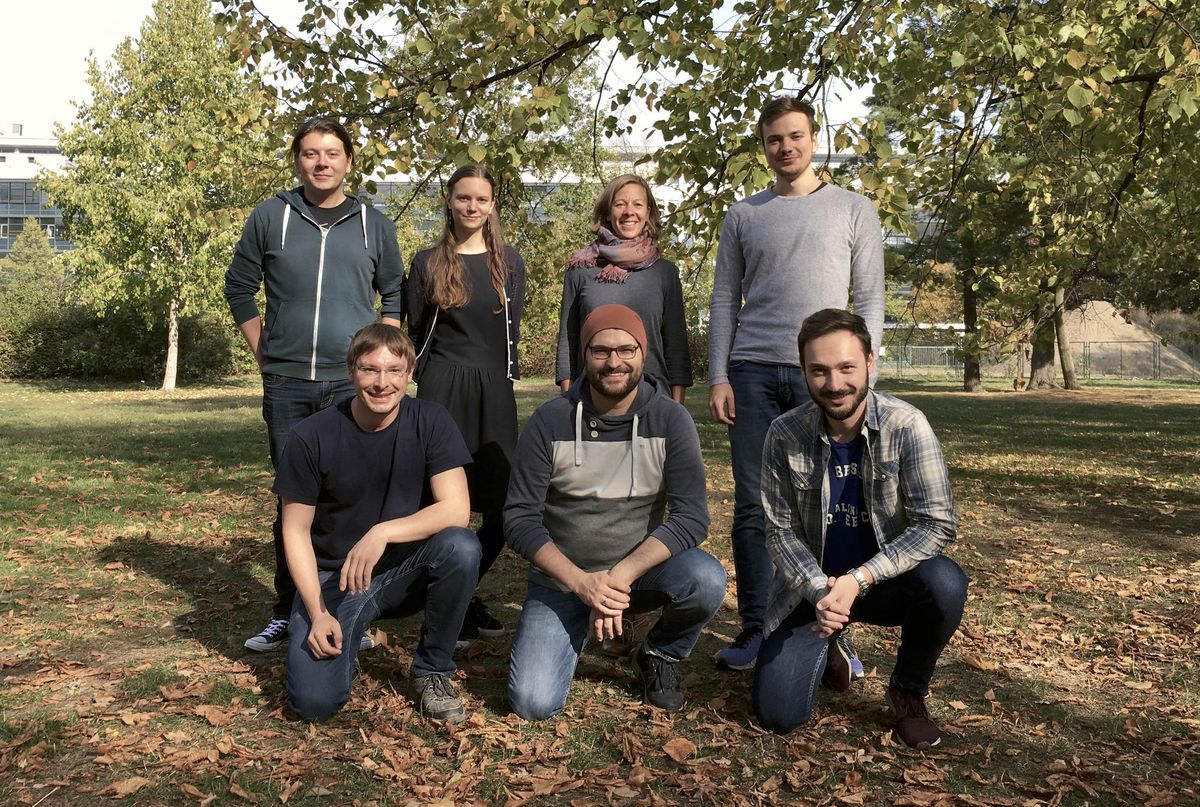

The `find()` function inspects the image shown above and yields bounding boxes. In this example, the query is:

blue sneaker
[714,627,763,671]
[837,631,865,679]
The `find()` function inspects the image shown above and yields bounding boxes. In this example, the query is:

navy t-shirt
[272,395,472,570]
[821,435,876,576]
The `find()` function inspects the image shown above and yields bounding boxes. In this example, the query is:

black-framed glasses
[587,344,640,360]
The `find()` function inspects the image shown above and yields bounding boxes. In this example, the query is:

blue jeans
[753,555,968,734]
[262,373,356,618]
[286,527,479,722]
[727,360,811,632]
[507,548,727,721]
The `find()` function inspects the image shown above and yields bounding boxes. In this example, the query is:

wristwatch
[849,567,871,597]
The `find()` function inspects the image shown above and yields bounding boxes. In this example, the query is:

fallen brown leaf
[99,776,154,797]
[662,737,697,763]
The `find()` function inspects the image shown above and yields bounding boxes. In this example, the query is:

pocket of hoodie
[316,300,377,366]
[260,301,288,361]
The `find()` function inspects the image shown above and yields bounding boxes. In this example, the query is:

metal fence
[877,339,1200,381]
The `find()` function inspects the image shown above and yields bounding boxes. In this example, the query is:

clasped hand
[812,575,858,638]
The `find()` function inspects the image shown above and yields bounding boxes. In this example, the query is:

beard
[814,383,868,423]
[587,364,642,402]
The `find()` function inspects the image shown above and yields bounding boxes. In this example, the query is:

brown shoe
[821,634,851,692]
[886,683,941,748]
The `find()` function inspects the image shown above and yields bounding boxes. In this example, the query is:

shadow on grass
[99,533,275,662]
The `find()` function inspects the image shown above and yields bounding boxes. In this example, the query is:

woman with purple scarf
[555,174,693,403]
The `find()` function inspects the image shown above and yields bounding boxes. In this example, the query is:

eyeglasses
[354,365,409,381]
[587,344,640,360]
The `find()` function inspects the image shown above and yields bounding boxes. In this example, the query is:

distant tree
[41,0,281,390]
[0,218,62,291]
[0,220,67,376]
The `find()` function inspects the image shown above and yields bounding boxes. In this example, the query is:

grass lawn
[1,377,1197,805]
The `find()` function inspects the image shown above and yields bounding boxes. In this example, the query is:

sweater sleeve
[503,407,556,561]
[850,196,885,362]
[659,259,694,387]
[555,270,583,384]
[373,214,405,321]
[707,207,743,386]
[648,403,710,554]
[224,203,270,326]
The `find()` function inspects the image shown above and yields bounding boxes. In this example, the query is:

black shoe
[244,618,289,652]
[466,597,504,637]
[632,644,684,711]
[456,620,479,650]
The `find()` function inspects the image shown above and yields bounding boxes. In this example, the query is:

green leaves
[1066,82,1095,108]
[40,0,282,387]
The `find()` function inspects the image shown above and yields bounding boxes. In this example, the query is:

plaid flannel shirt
[761,390,957,637]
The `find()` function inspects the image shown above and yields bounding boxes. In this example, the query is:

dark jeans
[286,527,479,722]
[507,548,727,721]
[727,360,810,632]
[753,555,968,734]
[262,373,355,619]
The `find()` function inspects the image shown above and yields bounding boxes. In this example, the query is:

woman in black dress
[407,164,526,643]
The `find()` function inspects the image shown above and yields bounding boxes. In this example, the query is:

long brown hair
[423,164,508,312]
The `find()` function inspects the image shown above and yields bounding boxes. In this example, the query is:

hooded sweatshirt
[504,374,710,591]
[224,188,405,381]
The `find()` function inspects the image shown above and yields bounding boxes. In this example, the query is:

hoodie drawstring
[574,400,583,466]
[629,413,638,498]
[280,203,291,250]
[360,207,368,249]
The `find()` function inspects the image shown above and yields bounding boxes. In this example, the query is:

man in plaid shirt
[752,309,967,748]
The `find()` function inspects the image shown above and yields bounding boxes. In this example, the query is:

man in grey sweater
[506,305,726,717]
[707,96,885,671]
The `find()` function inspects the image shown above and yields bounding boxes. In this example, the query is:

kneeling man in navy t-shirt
[273,323,478,723]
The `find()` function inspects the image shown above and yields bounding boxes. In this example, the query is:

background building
[0,124,72,256]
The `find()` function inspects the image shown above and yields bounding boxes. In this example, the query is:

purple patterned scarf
[565,227,661,283]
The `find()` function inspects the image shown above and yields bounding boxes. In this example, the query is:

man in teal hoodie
[224,116,405,652]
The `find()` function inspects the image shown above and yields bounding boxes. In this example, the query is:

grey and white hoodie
[504,375,710,591]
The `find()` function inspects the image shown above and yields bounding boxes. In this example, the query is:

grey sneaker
[411,674,466,723]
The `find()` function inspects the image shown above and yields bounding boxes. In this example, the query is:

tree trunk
[1027,298,1060,389]
[1053,285,1081,390]
[961,267,982,392]
[161,296,179,392]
